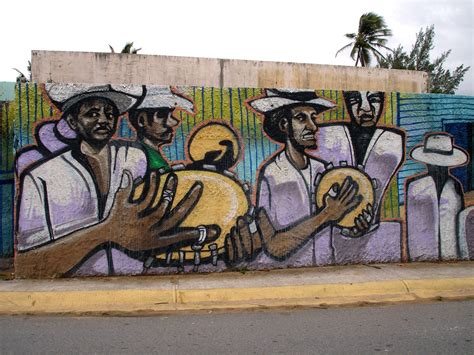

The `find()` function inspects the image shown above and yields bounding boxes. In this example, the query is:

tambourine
[315,167,375,228]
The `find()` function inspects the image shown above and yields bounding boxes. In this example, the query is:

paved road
[0,301,472,354]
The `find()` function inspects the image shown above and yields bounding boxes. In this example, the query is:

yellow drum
[134,169,250,260]
[315,167,375,228]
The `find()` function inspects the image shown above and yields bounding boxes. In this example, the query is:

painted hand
[224,207,298,263]
[224,214,266,265]
[322,176,362,223]
[106,170,220,252]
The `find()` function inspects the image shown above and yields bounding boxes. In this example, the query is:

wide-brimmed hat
[247,89,336,143]
[46,83,143,115]
[410,132,468,167]
[134,86,194,114]
[45,84,143,141]
[247,88,336,114]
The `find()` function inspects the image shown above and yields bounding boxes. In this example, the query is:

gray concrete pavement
[0,300,472,354]
[1,262,473,315]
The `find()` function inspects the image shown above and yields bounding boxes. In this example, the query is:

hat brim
[411,146,468,167]
[249,96,335,114]
[60,91,137,115]
[137,94,194,114]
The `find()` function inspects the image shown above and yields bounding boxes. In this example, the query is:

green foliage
[12,61,32,83]
[109,42,142,54]
[336,12,392,67]
[379,25,470,94]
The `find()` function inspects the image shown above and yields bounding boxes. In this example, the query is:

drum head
[315,167,375,228]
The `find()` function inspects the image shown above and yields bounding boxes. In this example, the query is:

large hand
[106,171,220,252]
[225,215,262,265]
[224,208,277,265]
[322,176,362,223]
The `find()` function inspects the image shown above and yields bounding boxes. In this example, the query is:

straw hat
[247,88,335,114]
[135,86,194,114]
[46,83,142,115]
[410,132,468,167]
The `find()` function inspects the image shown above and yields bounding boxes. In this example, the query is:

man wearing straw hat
[233,89,371,268]
[406,132,470,261]
[15,84,219,278]
[128,86,195,173]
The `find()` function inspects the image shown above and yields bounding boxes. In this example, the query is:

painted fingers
[157,225,220,250]
[225,212,268,265]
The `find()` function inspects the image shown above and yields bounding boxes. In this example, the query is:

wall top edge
[31,50,428,77]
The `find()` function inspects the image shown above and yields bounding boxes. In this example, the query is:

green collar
[141,142,170,172]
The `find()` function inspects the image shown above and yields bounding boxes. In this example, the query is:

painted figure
[225,89,372,268]
[406,132,469,261]
[305,90,404,264]
[14,84,144,177]
[458,206,474,259]
[128,86,194,173]
[312,91,405,222]
[15,84,219,278]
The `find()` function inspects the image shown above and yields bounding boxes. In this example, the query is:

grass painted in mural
[6,83,474,278]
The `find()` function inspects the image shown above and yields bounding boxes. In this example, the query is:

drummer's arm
[257,177,362,260]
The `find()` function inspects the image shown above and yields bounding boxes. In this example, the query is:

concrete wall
[31,51,428,93]
[9,83,474,278]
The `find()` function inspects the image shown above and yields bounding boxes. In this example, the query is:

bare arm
[226,176,362,263]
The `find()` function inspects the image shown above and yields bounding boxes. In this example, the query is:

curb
[0,277,473,316]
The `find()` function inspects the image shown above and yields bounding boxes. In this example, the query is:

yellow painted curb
[0,277,472,315]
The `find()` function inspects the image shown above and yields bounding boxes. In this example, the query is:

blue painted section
[0,181,14,257]
[0,82,16,102]
[444,122,473,191]
[398,93,474,202]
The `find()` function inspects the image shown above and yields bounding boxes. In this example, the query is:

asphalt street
[0,300,472,354]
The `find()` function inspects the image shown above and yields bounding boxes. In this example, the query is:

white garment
[17,142,146,251]
[255,151,332,267]
[311,124,404,219]
[407,175,466,261]
[308,124,404,263]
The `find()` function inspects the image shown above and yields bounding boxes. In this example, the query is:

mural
[2,83,473,278]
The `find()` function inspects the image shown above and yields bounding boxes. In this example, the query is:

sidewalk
[0,262,473,316]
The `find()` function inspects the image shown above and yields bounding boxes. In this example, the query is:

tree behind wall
[335,12,392,67]
[379,25,470,94]
[109,42,142,54]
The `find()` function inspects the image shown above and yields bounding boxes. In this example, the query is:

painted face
[69,98,118,144]
[142,108,180,145]
[288,105,319,149]
[344,91,384,127]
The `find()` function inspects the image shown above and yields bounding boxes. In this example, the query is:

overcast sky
[1,0,472,95]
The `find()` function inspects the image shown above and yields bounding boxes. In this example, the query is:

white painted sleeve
[16,174,51,251]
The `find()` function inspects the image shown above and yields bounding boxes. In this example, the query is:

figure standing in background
[127,86,194,173]
[406,132,469,261]
[312,90,405,223]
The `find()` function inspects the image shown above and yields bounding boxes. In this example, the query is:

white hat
[247,88,336,114]
[135,86,194,114]
[410,132,468,167]
[46,83,143,115]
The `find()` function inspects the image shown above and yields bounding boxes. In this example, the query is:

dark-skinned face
[139,108,180,145]
[344,91,384,127]
[67,98,118,145]
[283,105,319,149]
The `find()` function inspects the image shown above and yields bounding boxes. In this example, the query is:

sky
[1,0,473,95]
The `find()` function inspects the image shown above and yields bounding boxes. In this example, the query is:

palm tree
[12,61,31,83]
[336,12,392,67]
[109,42,142,54]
